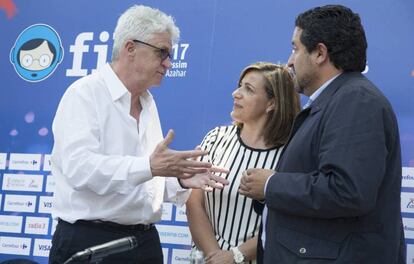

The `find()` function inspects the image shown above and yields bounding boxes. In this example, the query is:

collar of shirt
[101,63,154,136]
[102,63,153,107]
[309,73,341,103]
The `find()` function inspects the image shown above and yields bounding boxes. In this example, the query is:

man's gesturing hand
[150,129,212,178]
[180,165,229,191]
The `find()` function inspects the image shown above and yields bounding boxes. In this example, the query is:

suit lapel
[276,72,360,170]
[311,72,362,111]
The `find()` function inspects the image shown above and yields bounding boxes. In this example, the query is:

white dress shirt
[261,73,340,248]
[51,63,189,225]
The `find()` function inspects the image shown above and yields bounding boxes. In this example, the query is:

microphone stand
[63,236,137,264]
[63,253,104,264]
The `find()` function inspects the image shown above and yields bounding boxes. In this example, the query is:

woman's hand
[205,250,234,264]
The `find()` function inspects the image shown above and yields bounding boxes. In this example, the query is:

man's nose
[162,57,172,68]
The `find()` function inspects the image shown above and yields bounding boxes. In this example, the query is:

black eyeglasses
[132,39,172,61]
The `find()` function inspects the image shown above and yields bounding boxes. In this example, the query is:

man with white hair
[49,5,228,264]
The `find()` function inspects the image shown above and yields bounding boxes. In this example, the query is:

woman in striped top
[186,62,300,264]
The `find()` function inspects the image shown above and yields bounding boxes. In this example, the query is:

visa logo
[38,244,51,251]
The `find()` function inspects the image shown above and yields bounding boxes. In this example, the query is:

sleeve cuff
[177,178,189,189]
[264,173,274,196]
[127,156,153,186]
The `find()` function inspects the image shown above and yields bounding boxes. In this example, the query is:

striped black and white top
[199,125,283,262]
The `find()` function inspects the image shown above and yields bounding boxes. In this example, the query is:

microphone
[63,236,137,264]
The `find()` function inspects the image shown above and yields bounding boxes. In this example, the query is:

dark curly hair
[295,5,367,72]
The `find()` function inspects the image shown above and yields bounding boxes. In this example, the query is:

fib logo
[10,24,64,82]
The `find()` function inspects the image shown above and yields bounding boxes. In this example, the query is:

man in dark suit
[239,5,405,263]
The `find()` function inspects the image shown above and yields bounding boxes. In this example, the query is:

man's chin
[151,79,163,88]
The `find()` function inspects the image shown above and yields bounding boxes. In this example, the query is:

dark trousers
[48,220,163,264]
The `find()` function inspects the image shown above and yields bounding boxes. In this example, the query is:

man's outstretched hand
[150,129,212,178]
[179,165,229,191]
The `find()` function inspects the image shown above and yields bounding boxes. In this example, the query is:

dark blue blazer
[259,72,405,263]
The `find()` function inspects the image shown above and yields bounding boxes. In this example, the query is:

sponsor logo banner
[51,219,58,235]
[9,153,41,171]
[175,205,188,222]
[162,248,169,264]
[43,154,52,171]
[162,203,173,221]
[407,244,414,264]
[46,175,56,193]
[403,218,414,239]
[0,215,23,233]
[157,224,191,246]
[171,249,191,264]
[25,216,49,235]
[4,194,36,213]
[2,173,43,192]
[0,236,31,255]
[401,192,414,213]
[33,238,52,257]
[0,153,7,170]
[38,196,53,214]
[402,167,414,188]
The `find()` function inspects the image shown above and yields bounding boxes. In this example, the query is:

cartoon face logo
[10,24,64,82]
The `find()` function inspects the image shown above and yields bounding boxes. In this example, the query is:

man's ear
[125,40,136,55]
[314,43,329,65]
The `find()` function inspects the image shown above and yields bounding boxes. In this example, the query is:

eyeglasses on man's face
[132,39,172,61]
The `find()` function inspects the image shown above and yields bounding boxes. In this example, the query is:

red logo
[0,0,17,19]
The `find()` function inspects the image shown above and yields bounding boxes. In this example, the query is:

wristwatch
[231,247,245,264]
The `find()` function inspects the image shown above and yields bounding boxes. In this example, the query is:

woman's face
[231,70,274,125]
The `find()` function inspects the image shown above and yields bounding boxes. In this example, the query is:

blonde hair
[235,62,300,147]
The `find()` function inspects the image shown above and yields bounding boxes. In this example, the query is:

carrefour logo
[403,218,414,239]
[0,236,31,255]
[1,242,28,249]
[4,194,36,213]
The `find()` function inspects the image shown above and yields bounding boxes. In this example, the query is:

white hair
[111,5,180,61]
